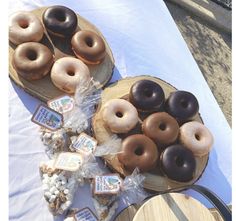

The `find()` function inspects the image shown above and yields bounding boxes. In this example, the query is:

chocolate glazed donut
[160,144,196,182]
[165,90,199,122]
[42,6,77,38]
[129,80,165,112]
[71,30,106,64]
[117,134,159,172]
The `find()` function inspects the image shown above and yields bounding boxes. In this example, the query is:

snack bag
[91,169,147,221]
[39,159,78,216]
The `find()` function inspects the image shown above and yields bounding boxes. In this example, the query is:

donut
[50,57,90,94]
[12,42,54,81]
[117,134,159,172]
[142,112,179,146]
[160,144,196,182]
[9,11,44,45]
[165,90,199,122]
[129,80,165,112]
[42,6,78,38]
[101,99,139,133]
[71,30,106,64]
[179,121,213,157]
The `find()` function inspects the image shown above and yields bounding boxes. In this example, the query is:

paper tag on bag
[47,95,75,114]
[72,133,97,154]
[74,207,98,221]
[94,174,122,195]
[31,104,63,131]
[54,152,83,171]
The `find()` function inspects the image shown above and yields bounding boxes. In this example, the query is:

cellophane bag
[91,169,147,221]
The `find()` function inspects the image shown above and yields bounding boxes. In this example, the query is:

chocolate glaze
[117,134,158,172]
[43,6,77,37]
[71,30,106,64]
[160,144,196,182]
[165,90,199,122]
[129,80,165,111]
[12,42,54,80]
[142,112,179,146]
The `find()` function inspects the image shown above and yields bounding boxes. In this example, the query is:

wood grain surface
[92,76,209,192]
[9,7,114,102]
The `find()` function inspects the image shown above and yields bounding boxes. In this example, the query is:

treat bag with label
[69,134,121,158]
[91,169,147,221]
[73,154,104,186]
[39,159,78,216]
[40,127,71,158]
[63,79,101,134]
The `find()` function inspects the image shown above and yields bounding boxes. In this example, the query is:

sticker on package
[48,95,75,114]
[72,133,97,154]
[31,104,63,131]
[74,207,98,221]
[94,174,122,195]
[54,152,83,171]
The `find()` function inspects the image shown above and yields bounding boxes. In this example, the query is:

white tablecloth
[9,0,232,221]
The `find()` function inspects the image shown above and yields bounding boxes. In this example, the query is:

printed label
[54,152,83,171]
[74,207,98,221]
[31,104,63,131]
[72,133,97,154]
[48,95,75,114]
[94,174,122,195]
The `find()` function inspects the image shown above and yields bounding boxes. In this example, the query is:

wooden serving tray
[9,7,114,102]
[133,193,215,221]
[92,75,209,192]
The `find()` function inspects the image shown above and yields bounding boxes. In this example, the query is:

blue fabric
[9,1,231,220]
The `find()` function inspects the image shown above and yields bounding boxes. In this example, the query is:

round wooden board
[9,7,114,102]
[92,75,209,192]
[132,193,215,221]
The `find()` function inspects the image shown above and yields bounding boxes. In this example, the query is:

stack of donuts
[101,79,214,183]
[9,5,106,93]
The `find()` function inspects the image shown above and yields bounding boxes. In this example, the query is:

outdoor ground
[165,0,232,126]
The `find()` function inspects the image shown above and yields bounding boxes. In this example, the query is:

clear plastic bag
[39,160,78,216]
[63,79,101,134]
[91,169,147,221]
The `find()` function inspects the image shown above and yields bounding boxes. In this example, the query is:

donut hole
[135,146,144,156]
[175,156,184,167]
[55,12,66,22]
[159,123,166,131]
[85,37,94,47]
[26,50,37,61]
[18,20,29,29]
[116,112,123,118]
[144,88,153,98]
[180,99,189,108]
[67,70,75,76]
[195,133,201,141]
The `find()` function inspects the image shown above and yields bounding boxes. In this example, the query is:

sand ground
[165,1,232,126]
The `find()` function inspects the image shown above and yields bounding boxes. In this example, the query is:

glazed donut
[42,6,77,38]
[50,57,90,94]
[117,134,159,172]
[179,121,213,157]
[102,99,139,133]
[12,42,54,81]
[161,144,196,182]
[71,30,106,64]
[9,11,44,45]
[142,112,179,146]
[129,80,165,112]
[165,90,199,122]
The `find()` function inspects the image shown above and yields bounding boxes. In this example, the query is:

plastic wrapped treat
[63,79,101,134]
[64,207,98,221]
[69,133,121,158]
[91,169,147,221]
[39,160,78,216]
[40,128,71,158]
